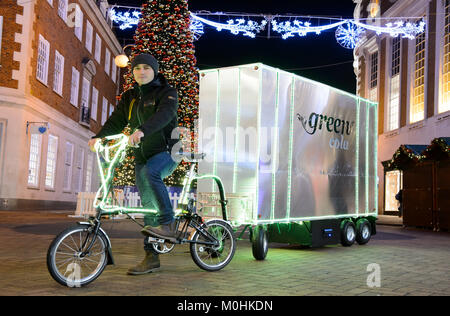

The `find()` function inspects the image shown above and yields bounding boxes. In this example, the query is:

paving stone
[0,210,449,296]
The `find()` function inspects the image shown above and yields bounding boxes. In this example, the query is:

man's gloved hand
[129,130,144,147]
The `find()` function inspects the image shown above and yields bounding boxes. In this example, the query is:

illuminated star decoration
[190,19,204,41]
[335,21,365,49]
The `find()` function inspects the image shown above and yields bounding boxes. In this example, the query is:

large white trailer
[196,63,378,259]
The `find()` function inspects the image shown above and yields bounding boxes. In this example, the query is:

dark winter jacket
[94,73,179,164]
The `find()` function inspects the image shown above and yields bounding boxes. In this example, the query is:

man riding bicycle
[88,53,179,275]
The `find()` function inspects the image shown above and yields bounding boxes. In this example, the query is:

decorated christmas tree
[113,0,199,188]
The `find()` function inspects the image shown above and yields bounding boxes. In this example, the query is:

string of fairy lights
[109,6,426,49]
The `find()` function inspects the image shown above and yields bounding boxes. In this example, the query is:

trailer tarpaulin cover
[197,63,378,225]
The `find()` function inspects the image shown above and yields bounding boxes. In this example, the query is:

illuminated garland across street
[109,9,141,30]
[190,13,267,39]
[109,7,426,49]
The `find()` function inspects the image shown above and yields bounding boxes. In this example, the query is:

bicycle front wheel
[47,224,108,287]
[190,219,236,272]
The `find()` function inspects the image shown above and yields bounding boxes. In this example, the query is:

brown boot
[127,250,160,275]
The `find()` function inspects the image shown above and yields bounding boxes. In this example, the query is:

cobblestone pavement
[0,210,449,296]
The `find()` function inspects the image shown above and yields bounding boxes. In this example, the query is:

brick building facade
[0,0,122,210]
[353,0,450,216]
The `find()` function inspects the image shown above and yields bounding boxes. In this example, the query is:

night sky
[110,0,357,93]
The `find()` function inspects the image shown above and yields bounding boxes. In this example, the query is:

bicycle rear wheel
[190,219,236,272]
[47,224,108,287]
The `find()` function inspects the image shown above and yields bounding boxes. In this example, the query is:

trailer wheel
[356,219,372,245]
[252,226,268,260]
[340,220,356,247]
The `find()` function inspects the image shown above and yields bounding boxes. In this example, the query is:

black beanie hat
[131,53,159,74]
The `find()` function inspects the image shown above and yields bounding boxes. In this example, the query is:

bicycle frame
[79,133,230,256]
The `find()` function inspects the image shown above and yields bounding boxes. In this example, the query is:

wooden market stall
[382,138,450,231]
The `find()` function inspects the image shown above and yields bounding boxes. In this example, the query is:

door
[403,162,433,228]
[436,160,450,230]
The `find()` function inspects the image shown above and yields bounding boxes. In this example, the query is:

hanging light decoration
[190,13,267,38]
[190,19,205,41]
[109,6,426,49]
[335,21,365,49]
[109,8,141,30]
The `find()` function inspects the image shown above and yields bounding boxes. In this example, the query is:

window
[85,20,93,53]
[0,16,3,63]
[45,134,58,189]
[388,37,401,131]
[80,77,90,110]
[53,50,64,96]
[37,35,50,85]
[95,34,101,63]
[109,104,114,117]
[0,122,4,179]
[0,122,4,183]
[58,0,68,22]
[74,6,83,41]
[385,170,402,213]
[411,30,426,123]
[368,51,378,102]
[85,153,94,192]
[105,48,111,76]
[47,0,53,6]
[74,148,84,193]
[28,134,43,187]
[391,37,401,77]
[442,0,450,113]
[70,67,80,107]
[91,87,98,120]
[80,77,91,124]
[388,76,400,131]
[63,141,74,191]
[111,62,117,84]
[101,97,108,125]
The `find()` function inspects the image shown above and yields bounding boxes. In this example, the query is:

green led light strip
[372,101,379,215]
[249,213,376,225]
[212,70,221,192]
[178,163,196,207]
[286,76,296,222]
[270,71,280,221]
[370,103,378,214]
[255,65,262,221]
[232,68,242,193]
[355,98,360,215]
[93,134,160,215]
[365,102,370,215]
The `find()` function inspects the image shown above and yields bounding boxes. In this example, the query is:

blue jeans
[135,151,178,227]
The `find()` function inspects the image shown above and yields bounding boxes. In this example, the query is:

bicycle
[47,133,236,287]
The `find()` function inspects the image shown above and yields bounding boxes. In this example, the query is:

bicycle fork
[78,212,115,265]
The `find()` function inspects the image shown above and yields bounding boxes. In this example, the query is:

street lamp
[115,44,135,68]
